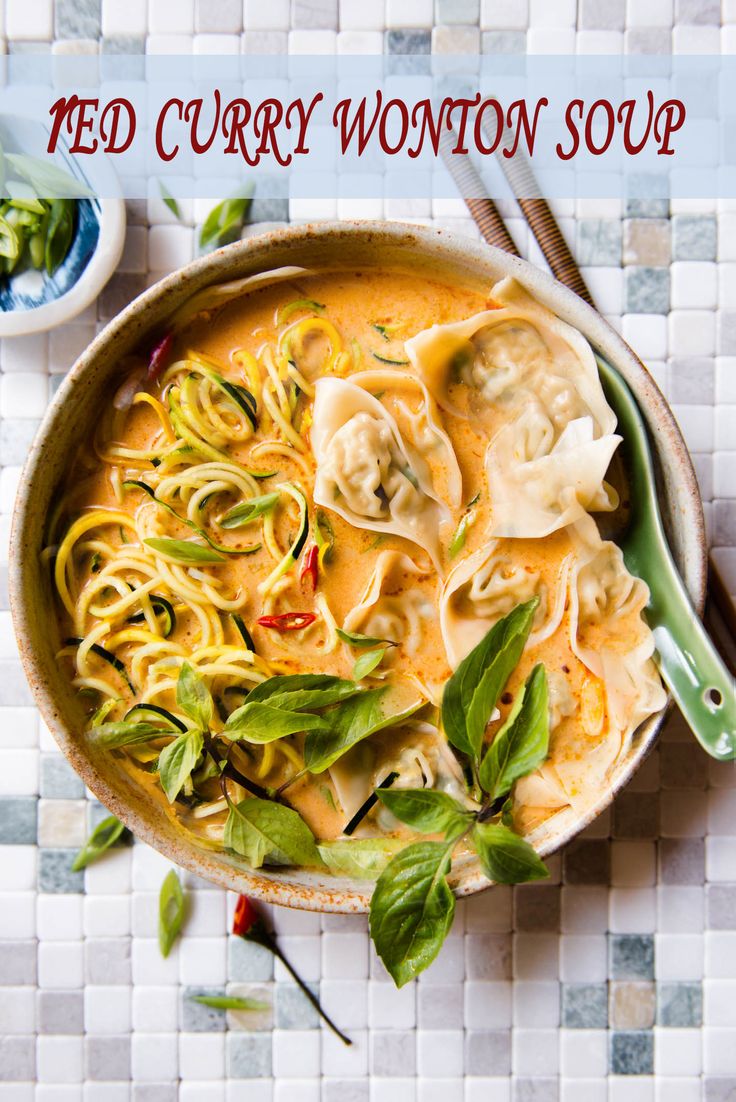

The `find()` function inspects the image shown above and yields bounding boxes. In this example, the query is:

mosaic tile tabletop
[1,1,736,1099]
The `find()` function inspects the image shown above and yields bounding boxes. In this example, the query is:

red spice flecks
[300,544,319,592]
[232,894,259,938]
[147,331,174,384]
[256,612,317,632]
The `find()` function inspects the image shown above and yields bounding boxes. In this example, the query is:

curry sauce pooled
[48,268,665,874]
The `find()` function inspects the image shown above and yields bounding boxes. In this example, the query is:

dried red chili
[232,893,259,938]
[299,544,319,592]
[256,612,317,631]
[147,332,173,384]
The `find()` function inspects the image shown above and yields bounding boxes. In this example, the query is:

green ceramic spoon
[596,354,736,761]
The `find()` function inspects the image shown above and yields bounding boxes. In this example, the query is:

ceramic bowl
[9,222,707,913]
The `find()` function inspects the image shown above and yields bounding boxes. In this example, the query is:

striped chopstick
[438,132,736,662]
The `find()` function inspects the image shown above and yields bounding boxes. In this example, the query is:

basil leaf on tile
[159,869,185,958]
[159,180,182,219]
[199,186,254,252]
[189,995,269,1011]
[369,840,456,987]
[71,815,127,872]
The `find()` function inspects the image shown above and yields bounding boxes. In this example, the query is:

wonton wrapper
[312,377,452,570]
[405,277,621,538]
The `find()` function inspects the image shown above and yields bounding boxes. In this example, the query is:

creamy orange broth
[50,268,653,861]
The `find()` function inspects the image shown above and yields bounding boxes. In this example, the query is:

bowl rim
[9,219,708,912]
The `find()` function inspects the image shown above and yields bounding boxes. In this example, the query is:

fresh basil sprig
[199,186,254,253]
[369,604,551,986]
[159,869,185,958]
[224,796,322,868]
[71,814,128,871]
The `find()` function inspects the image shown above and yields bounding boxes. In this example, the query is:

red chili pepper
[256,612,317,632]
[300,544,319,592]
[147,332,173,384]
[232,893,259,938]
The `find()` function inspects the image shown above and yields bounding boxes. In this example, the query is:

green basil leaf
[244,674,361,712]
[377,789,470,836]
[441,598,538,761]
[190,995,269,1011]
[369,840,456,987]
[352,647,387,680]
[159,180,182,219]
[158,728,204,802]
[159,869,185,957]
[89,720,171,749]
[176,662,214,728]
[71,814,127,871]
[144,537,226,564]
[224,797,322,868]
[471,821,549,885]
[219,492,280,529]
[223,702,326,743]
[303,690,423,774]
[317,838,405,880]
[478,664,549,801]
[336,627,396,649]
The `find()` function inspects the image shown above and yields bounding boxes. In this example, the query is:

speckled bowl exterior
[9,222,707,913]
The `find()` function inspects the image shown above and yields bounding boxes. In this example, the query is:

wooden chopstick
[439,131,736,654]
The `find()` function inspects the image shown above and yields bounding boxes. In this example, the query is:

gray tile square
[436,0,479,22]
[612,791,659,839]
[577,219,622,266]
[704,1081,736,1102]
[292,0,337,29]
[323,1080,369,1102]
[717,312,736,356]
[386,29,431,54]
[41,755,86,799]
[39,849,84,893]
[0,420,41,466]
[0,664,36,706]
[466,934,512,980]
[0,1036,35,1081]
[55,0,101,38]
[85,1035,131,1081]
[610,935,655,981]
[563,839,610,884]
[0,796,37,844]
[275,981,319,1030]
[417,982,463,1029]
[625,176,669,219]
[561,984,608,1029]
[0,941,36,985]
[227,1032,272,1078]
[669,358,714,404]
[133,1088,177,1102]
[609,1031,654,1075]
[370,1031,416,1077]
[659,839,705,885]
[181,987,227,1032]
[513,1081,559,1102]
[675,0,719,22]
[195,0,242,31]
[579,0,625,29]
[673,214,717,261]
[482,30,526,52]
[707,886,736,930]
[514,884,561,932]
[625,27,671,53]
[38,990,84,1035]
[714,501,736,545]
[657,981,703,1027]
[465,1030,512,1077]
[228,937,273,982]
[625,267,670,314]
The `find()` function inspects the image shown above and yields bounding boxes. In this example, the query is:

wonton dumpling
[439,538,570,668]
[405,277,621,538]
[342,550,435,658]
[312,377,450,570]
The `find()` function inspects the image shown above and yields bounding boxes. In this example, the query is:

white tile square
[559,935,607,982]
[84,846,132,895]
[0,749,38,795]
[131,1032,178,1081]
[322,1028,368,1077]
[243,0,290,29]
[84,896,131,938]
[385,0,433,26]
[465,1081,510,1102]
[560,887,609,934]
[273,1030,320,1078]
[37,895,83,941]
[706,836,736,881]
[704,1028,736,1074]
[658,934,704,981]
[560,1082,607,1102]
[320,980,367,1030]
[37,1035,84,1084]
[560,1030,607,1077]
[513,981,561,1027]
[132,984,179,1032]
[1,333,48,373]
[0,891,35,936]
[132,937,179,985]
[38,940,84,988]
[529,0,576,25]
[84,986,132,1034]
[480,0,528,27]
[512,1028,559,1076]
[0,985,35,1034]
[6,0,52,38]
[668,310,715,357]
[671,262,718,309]
[622,314,667,359]
[418,1080,463,1102]
[149,0,195,34]
[656,887,704,933]
[654,1081,702,1102]
[321,933,369,980]
[369,979,415,1028]
[654,1028,702,1077]
[179,936,227,986]
[708,788,736,835]
[626,0,672,25]
[609,1080,654,1102]
[179,1032,225,1080]
[464,981,512,1029]
[101,0,147,35]
[339,0,385,30]
[609,889,657,933]
[417,1030,464,1077]
[273,936,321,983]
[0,372,47,418]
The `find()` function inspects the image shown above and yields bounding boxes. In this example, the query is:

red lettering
[184,91,221,155]
[47,96,98,154]
[253,99,290,166]
[99,98,136,154]
[655,98,686,156]
[286,94,323,154]
[474,98,503,156]
[556,99,584,161]
[378,99,409,154]
[333,92,383,156]
[585,99,615,155]
[155,98,182,162]
[503,97,548,159]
